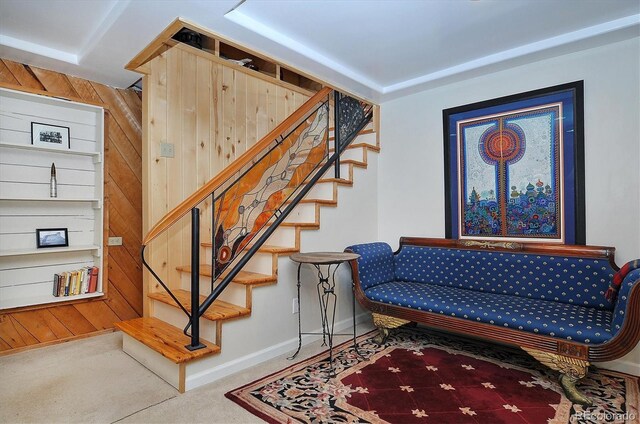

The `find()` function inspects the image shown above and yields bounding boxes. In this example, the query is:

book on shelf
[63,271,70,296]
[52,274,60,296]
[81,268,89,294]
[53,266,99,297]
[88,266,99,293]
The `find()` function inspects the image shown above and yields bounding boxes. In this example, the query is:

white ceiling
[0,0,638,102]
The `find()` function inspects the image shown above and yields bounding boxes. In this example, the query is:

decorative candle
[50,162,57,198]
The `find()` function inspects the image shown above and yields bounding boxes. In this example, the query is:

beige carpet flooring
[0,324,373,424]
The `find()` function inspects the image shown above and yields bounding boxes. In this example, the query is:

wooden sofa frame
[347,237,640,405]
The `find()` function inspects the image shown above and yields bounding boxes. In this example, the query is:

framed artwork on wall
[443,81,585,244]
[36,228,69,248]
[31,122,70,150]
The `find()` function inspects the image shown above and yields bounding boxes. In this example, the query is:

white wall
[378,37,640,374]
[180,150,379,388]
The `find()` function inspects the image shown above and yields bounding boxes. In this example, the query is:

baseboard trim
[594,357,640,377]
[185,312,372,390]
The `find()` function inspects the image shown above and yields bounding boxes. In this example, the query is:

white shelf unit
[0,87,105,310]
[0,141,101,159]
[0,197,101,204]
[0,245,101,257]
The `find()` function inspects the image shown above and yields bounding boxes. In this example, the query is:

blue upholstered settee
[346,237,640,405]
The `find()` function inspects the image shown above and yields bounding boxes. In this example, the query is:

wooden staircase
[116,123,379,392]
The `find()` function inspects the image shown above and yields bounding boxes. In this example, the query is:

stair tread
[283,198,336,205]
[341,159,367,167]
[115,317,220,364]
[201,242,298,254]
[300,198,336,204]
[349,142,380,151]
[329,127,374,134]
[248,244,299,254]
[318,178,353,186]
[328,128,375,140]
[176,265,277,285]
[149,289,251,321]
[329,143,380,153]
[280,222,320,228]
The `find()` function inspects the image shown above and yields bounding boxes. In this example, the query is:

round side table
[288,252,361,377]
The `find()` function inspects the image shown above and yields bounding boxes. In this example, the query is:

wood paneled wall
[144,44,312,306]
[0,59,143,353]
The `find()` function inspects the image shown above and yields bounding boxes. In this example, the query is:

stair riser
[321,162,358,180]
[153,301,219,344]
[353,131,376,147]
[328,131,376,148]
[337,163,354,179]
[122,334,182,391]
[237,253,275,275]
[297,181,332,201]
[328,122,374,137]
[202,247,275,275]
[122,333,228,393]
[334,146,366,162]
[179,273,248,307]
[289,180,338,202]
[264,225,297,247]
[308,180,340,192]
[283,202,317,224]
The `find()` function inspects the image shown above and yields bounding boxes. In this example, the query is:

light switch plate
[108,236,123,246]
[160,142,175,158]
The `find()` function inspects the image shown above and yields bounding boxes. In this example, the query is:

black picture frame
[36,228,69,248]
[31,122,70,150]
[442,81,585,244]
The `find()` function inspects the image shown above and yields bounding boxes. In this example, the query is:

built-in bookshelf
[0,87,105,309]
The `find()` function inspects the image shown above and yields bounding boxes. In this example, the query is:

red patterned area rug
[226,327,639,423]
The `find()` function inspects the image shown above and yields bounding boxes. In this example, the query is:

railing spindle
[334,91,341,179]
[186,207,205,351]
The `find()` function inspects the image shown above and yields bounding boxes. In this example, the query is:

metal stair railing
[141,87,373,350]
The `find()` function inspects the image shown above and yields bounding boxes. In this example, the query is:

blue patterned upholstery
[394,246,614,310]
[346,242,395,291]
[612,268,640,332]
[364,281,612,344]
[348,241,640,346]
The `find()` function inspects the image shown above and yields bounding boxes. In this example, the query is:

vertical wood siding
[143,46,311,309]
[0,59,143,353]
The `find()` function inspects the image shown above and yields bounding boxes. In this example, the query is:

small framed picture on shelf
[36,228,69,248]
[31,122,70,150]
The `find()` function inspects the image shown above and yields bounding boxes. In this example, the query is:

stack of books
[52,266,99,297]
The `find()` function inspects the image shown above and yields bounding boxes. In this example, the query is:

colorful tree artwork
[459,105,561,239]
[443,82,585,244]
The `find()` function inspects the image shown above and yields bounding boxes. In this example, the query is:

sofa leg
[522,347,592,406]
[559,373,592,406]
[373,327,390,344]
[371,313,410,345]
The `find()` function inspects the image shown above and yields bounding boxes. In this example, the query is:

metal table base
[288,252,362,378]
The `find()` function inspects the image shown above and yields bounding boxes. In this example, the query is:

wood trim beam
[399,237,617,269]
[125,19,185,71]
[0,81,108,109]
